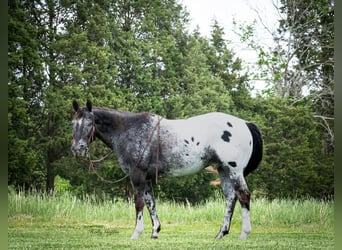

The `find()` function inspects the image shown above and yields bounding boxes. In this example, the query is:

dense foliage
[8,0,333,202]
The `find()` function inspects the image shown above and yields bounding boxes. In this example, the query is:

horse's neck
[93,109,153,150]
[93,109,124,149]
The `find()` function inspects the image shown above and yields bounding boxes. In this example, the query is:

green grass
[8,191,334,249]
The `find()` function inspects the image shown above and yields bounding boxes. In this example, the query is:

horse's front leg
[144,179,161,238]
[130,168,147,240]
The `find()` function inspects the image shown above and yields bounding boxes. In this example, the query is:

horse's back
[164,112,247,133]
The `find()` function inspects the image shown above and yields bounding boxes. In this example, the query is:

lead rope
[86,151,129,184]
[133,116,162,182]
[85,116,162,185]
[84,123,128,184]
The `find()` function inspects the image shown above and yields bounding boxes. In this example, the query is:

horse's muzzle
[71,141,89,157]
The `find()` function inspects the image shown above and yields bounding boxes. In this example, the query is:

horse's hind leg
[216,168,252,240]
[144,179,161,239]
[216,168,237,239]
[234,175,252,240]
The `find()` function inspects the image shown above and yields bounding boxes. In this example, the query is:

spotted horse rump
[71,100,263,240]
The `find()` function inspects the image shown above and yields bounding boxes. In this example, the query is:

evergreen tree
[8,0,47,190]
[8,0,333,202]
[207,21,250,111]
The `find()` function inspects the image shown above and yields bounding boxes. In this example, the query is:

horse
[71,100,263,240]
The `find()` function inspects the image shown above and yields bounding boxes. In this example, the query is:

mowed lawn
[8,192,334,249]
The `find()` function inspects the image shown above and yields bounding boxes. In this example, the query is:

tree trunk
[46,151,55,193]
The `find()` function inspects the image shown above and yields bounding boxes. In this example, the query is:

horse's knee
[230,175,249,197]
[239,189,250,204]
[134,196,145,211]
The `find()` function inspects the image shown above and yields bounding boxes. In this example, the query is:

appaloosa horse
[71,100,263,240]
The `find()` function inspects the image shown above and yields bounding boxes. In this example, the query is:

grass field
[8,191,334,249]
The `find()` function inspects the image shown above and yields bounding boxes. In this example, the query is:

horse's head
[71,100,95,157]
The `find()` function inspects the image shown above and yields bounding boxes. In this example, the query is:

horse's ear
[86,99,92,112]
[73,100,79,112]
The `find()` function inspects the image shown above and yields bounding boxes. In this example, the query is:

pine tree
[8,0,47,190]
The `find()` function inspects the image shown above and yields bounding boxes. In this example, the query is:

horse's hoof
[239,232,248,240]
[215,233,223,240]
[130,231,142,240]
[215,229,228,240]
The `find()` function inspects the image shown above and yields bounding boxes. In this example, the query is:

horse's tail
[244,122,263,177]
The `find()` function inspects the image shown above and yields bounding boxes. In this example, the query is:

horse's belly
[167,155,205,176]
[163,142,207,176]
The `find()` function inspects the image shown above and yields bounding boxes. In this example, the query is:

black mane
[93,108,152,131]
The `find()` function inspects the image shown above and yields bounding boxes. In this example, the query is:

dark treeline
[8,0,334,202]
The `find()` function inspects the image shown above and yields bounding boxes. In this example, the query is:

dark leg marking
[227,122,233,127]
[221,130,232,142]
[191,136,194,142]
[184,139,189,144]
[239,189,251,210]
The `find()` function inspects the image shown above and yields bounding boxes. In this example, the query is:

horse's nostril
[71,141,87,156]
[77,141,87,149]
